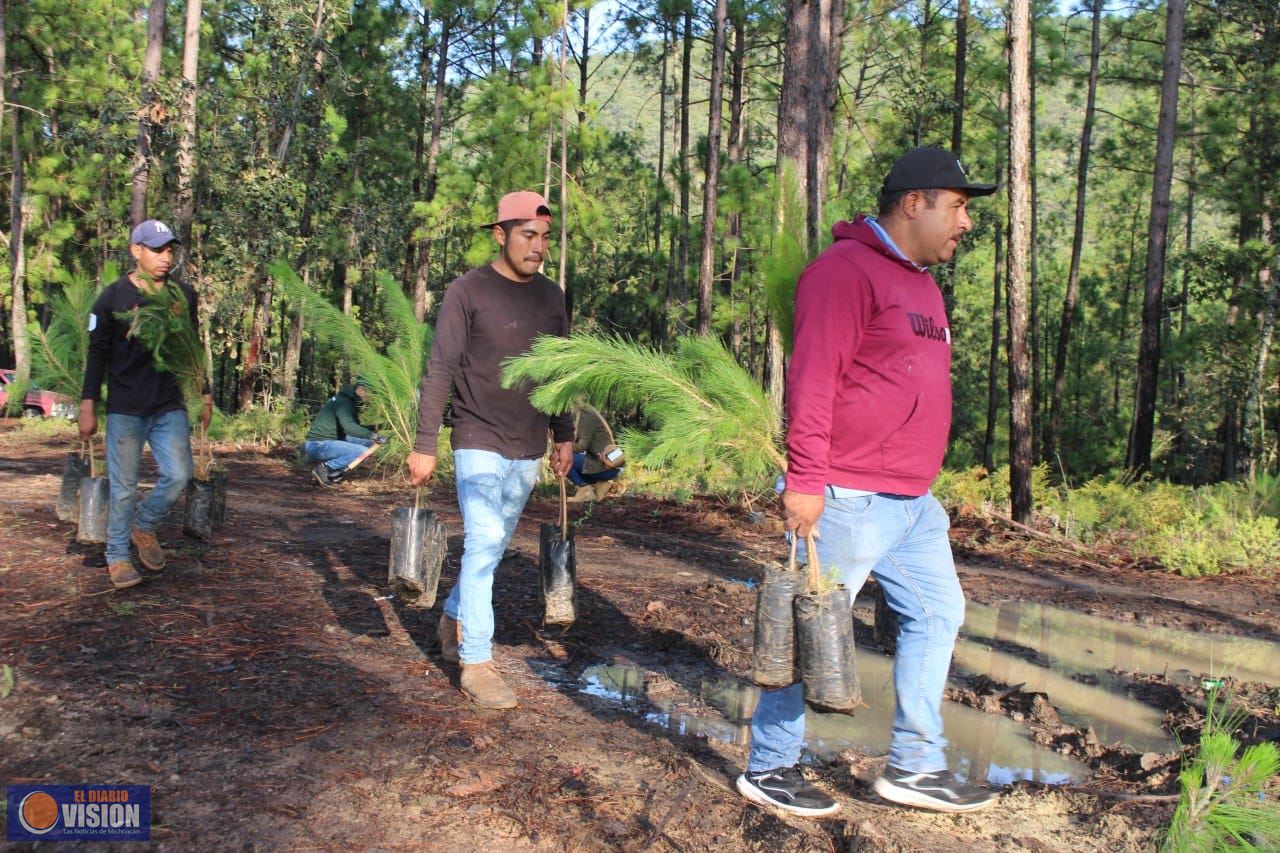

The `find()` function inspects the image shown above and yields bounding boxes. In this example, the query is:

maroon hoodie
[784,215,952,497]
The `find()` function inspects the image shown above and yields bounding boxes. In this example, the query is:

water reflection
[553,599,1279,787]
[579,660,1088,786]
[956,600,1280,753]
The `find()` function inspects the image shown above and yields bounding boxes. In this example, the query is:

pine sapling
[1161,689,1280,852]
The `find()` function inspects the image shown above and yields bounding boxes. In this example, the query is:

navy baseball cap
[130,219,179,248]
[881,146,997,197]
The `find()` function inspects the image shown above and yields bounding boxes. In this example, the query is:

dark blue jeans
[105,409,194,564]
[567,451,622,486]
[303,437,374,471]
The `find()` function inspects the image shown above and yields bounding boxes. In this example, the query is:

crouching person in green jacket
[302,378,386,486]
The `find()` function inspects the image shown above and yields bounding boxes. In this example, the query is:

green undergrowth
[934,465,1280,577]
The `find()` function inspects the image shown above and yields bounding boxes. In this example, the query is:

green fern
[501,333,784,494]
[271,260,433,463]
[1161,689,1280,852]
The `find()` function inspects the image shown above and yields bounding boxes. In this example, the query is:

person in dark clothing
[566,404,624,502]
[736,147,998,817]
[79,219,213,590]
[408,191,574,711]
[302,379,385,486]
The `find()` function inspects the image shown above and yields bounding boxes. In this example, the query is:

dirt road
[2,425,1277,850]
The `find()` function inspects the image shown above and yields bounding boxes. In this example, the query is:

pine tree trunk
[8,107,30,402]
[0,0,6,148]
[696,0,728,336]
[1172,89,1195,475]
[1007,0,1034,523]
[1047,0,1101,466]
[771,0,844,411]
[176,0,202,253]
[984,215,1003,473]
[558,2,569,298]
[577,5,589,127]
[726,12,746,357]
[402,5,432,298]
[777,0,844,253]
[951,0,968,155]
[1029,18,1042,462]
[130,0,166,226]
[1244,200,1276,477]
[275,0,327,165]
[410,16,450,322]
[676,7,693,318]
[984,82,1007,474]
[1126,0,1187,474]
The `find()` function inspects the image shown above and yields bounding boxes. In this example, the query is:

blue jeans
[303,437,374,471]
[567,452,622,487]
[445,449,541,664]
[748,489,964,775]
[105,409,194,564]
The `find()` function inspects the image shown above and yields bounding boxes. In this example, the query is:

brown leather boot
[567,485,595,503]
[107,560,142,590]
[437,614,461,663]
[131,528,166,572]
[592,481,614,501]
[460,661,518,709]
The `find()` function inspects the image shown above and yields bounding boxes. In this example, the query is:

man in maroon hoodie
[736,147,998,816]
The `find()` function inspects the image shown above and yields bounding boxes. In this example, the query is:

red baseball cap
[482,191,552,229]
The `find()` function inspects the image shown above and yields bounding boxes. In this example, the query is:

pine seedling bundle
[270,260,434,464]
[120,278,213,479]
[30,268,103,399]
[502,333,785,495]
[119,279,208,406]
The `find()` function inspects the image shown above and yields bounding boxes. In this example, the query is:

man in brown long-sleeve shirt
[408,191,574,710]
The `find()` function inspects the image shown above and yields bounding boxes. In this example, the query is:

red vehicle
[0,369,77,419]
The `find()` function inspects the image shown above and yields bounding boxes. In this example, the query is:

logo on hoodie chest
[907,312,951,345]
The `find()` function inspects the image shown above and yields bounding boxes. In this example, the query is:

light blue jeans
[303,437,374,471]
[445,449,542,664]
[105,409,194,565]
[748,489,964,775]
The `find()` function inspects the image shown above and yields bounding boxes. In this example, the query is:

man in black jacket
[79,220,212,590]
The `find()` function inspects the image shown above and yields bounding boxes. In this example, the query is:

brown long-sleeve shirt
[414,264,573,458]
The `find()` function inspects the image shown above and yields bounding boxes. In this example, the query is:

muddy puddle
[540,600,1279,785]
[557,658,1088,785]
[956,600,1280,753]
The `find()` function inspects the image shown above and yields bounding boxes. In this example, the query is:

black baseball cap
[881,146,997,197]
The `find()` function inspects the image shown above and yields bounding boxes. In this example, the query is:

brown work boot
[107,560,142,590]
[131,528,166,572]
[437,614,461,663]
[567,485,595,503]
[460,661,518,709]
[592,481,614,501]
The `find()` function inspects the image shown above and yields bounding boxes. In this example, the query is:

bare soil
[2,423,1277,851]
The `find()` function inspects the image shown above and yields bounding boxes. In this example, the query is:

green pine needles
[502,333,785,495]
[120,278,207,405]
[1161,690,1280,852]
[30,267,104,399]
[270,260,433,462]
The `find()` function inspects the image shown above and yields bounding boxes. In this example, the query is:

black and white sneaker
[872,766,995,813]
[736,765,840,817]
